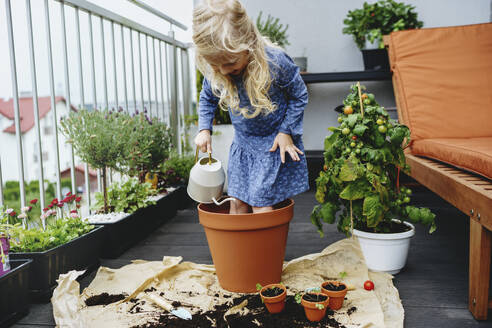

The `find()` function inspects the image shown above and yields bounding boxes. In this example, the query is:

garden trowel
[144,293,192,320]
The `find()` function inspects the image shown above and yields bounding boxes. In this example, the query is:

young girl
[193,0,309,214]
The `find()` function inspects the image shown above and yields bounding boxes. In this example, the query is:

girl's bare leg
[229,197,250,214]
[252,206,273,213]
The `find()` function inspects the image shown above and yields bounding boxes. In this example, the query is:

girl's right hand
[195,129,212,153]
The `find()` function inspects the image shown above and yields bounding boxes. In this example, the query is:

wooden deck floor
[12,188,492,327]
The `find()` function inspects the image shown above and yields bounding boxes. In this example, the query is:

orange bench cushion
[387,23,492,141]
[412,138,492,180]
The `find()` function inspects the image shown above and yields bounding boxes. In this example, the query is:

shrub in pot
[311,83,436,274]
[342,0,423,70]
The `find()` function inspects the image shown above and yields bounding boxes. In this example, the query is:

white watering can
[187,147,235,205]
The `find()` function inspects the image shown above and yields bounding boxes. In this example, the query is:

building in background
[0,94,77,184]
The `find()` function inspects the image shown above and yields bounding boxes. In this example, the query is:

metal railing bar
[100,16,109,110]
[120,25,129,112]
[157,40,166,122]
[88,13,97,109]
[138,32,144,111]
[168,31,179,151]
[111,21,119,110]
[0,159,3,206]
[145,35,152,115]
[152,38,158,120]
[26,0,46,211]
[129,29,137,112]
[181,49,191,118]
[5,0,27,209]
[52,0,187,48]
[164,42,171,126]
[126,0,187,31]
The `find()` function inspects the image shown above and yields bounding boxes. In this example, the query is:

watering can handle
[213,197,236,206]
[195,146,213,165]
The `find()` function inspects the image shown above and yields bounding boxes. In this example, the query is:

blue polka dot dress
[198,47,309,207]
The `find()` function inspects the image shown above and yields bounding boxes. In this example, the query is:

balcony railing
[1,0,192,214]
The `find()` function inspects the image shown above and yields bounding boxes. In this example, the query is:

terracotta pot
[260,284,287,314]
[321,281,348,310]
[300,292,329,322]
[198,199,294,292]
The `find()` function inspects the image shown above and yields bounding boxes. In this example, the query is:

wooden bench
[384,24,492,320]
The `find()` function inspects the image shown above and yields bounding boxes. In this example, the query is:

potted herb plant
[296,292,329,322]
[311,83,436,274]
[257,283,287,314]
[343,0,423,70]
[7,195,102,301]
[321,281,348,310]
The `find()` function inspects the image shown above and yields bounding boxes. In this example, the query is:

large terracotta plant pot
[198,199,294,293]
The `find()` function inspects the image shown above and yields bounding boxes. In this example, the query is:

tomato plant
[312,84,436,237]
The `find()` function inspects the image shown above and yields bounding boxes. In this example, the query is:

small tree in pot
[311,83,436,273]
[60,109,126,213]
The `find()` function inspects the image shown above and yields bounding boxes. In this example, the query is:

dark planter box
[175,185,193,210]
[0,259,32,327]
[97,189,180,259]
[361,49,389,71]
[10,226,104,302]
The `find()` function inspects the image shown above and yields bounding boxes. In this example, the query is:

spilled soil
[85,293,127,306]
[132,293,355,328]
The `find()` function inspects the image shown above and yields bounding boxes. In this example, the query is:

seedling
[339,271,347,279]
[256,283,263,291]
[315,303,325,310]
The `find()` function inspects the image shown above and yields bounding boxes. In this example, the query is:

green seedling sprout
[339,271,347,279]
[316,303,325,310]
[256,283,263,291]
[295,293,302,304]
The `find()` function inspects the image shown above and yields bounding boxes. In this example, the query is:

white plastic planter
[353,221,415,275]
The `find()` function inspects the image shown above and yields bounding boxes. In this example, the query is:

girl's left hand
[269,132,304,163]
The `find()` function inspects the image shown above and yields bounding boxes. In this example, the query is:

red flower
[70,210,78,213]
[43,207,49,212]
[371,12,375,16]
[9,211,16,217]
[30,199,38,205]
[66,191,72,196]
[28,206,32,212]
[48,204,53,209]
[57,203,64,208]
[76,196,82,203]
[51,198,58,205]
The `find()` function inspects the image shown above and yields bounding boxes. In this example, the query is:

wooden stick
[357,81,364,119]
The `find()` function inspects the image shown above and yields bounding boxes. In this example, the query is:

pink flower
[70,212,79,218]
[30,199,38,205]
[5,208,13,214]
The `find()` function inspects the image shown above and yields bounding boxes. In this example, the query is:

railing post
[0,159,4,207]
[168,30,180,153]
[5,0,27,209]
[111,21,119,110]
[100,16,109,110]
[158,41,167,124]
[182,48,192,117]
[129,29,137,112]
[26,0,46,211]
[120,25,129,112]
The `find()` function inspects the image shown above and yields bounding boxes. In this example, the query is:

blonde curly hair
[193,0,277,119]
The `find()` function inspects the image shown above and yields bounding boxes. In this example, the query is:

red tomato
[352,136,357,140]
[364,280,375,291]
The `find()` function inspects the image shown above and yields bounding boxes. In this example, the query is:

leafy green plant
[311,83,436,236]
[93,178,157,214]
[256,11,290,48]
[120,111,173,179]
[343,0,423,49]
[158,152,195,189]
[60,109,127,212]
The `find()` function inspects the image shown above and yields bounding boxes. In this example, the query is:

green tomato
[350,142,356,147]
[345,147,351,153]
[363,98,371,105]
[403,196,411,203]
[400,187,406,193]
[357,142,363,148]
[342,128,350,135]
[376,119,384,125]
[396,199,402,205]
[341,122,347,128]
[355,148,361,154]
[351,100,358,107]
[368,93,375,101]
[406,189,412,195]
[337,117,343,123]
[378,125,387,133]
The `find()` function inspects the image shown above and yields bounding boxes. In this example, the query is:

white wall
[241,0,491,149]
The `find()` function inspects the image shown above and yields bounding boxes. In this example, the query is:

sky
[0,0,194,108]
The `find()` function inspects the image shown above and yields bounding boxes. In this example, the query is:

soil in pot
[300,293,330,322]
[131,293,347,328]
[321,281,348,310]
[259,284,286,314]
[356,220,411,234]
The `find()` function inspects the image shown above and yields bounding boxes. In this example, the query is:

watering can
[187,146,235,205]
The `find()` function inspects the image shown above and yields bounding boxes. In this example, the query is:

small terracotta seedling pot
[300,292,329,322]
[259,283,287,314]
[321,280,348,310]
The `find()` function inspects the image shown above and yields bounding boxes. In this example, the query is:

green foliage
[195,70,231,125]
[312,84,436,236]
[158,152,195,189]
[4,216,94,253]
[93,178,157,214]
[120,111,173,176]
[60,109,127,170]
[343,0,423,49]
[256,283,263,291]
[256,11,290,48]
